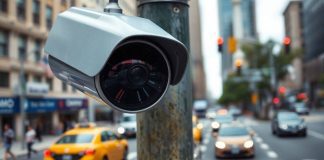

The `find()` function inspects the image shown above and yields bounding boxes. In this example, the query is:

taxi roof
[64,127,112,135]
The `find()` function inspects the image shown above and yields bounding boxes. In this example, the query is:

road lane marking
[309,130,324,141]
[267,151,278,159]
[127,152,137,160]
[260,143,269,150]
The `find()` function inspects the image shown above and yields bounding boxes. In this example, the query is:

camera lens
[98,40,170,112]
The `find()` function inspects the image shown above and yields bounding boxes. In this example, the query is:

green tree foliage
[218,76,251,106]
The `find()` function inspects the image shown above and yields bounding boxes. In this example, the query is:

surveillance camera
[44,7,188,113]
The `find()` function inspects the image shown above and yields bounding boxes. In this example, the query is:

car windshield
[123,116,136,122]
[278,113,299,121]
[219,127,248,136]
[295,103,306,108]
[215,116,233,123]
[56,134,94,144]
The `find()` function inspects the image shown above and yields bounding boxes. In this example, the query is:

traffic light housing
[228,36,237,54]
[283,36,291,54]
[218,37,223,53]
[235,59,242,76]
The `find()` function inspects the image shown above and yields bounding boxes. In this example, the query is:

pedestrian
[26,126,37,159]
[2,124,16,160]
[35,123,42,142]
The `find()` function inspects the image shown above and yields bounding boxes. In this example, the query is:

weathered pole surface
[137,0,193,160]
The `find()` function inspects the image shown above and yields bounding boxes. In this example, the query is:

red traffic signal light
[218,37,224,53]
[278,86,286,94]
[283,37,291,45]
[217,37,224,45]
[272,97,280,105]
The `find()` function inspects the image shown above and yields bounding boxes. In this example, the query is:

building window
[46,6,53,30]
[18,35,27,60]
[34,40,41,62]
[33,75,42,82]
[32,0,40,25]
[0,0,8,13]
[62,82,67,92]
[0,71,9,87]
[0,30,8,57]
[46,78,53,91]
[16,0,25,20]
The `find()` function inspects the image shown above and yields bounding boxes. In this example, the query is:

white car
[118,114,137,138]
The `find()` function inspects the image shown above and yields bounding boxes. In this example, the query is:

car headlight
[118,127,125,134]
[279,124,288,130]
[211,122,220,129]
[243,140,254,148]
[299,123,306,129]
[197,123,203,130]
[215,141,226,149]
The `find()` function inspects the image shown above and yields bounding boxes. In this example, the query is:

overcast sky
[199,0,291,99]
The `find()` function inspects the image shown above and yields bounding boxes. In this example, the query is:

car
[228,107,242,118]
[271,111,307,137]
[193,100,208,118]
[211,115,234,133]
[117,113,137,138]
[291,102,310,115]
[192,115,203,144]
[214,124,255,158]
[44,126,128,160]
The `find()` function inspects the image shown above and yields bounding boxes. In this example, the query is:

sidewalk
[0,136,59,160]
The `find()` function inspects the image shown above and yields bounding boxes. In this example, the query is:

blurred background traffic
[0,0,323,160]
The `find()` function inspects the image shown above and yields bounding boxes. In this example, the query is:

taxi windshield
[56,134,94,144]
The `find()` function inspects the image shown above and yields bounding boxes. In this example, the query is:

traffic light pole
[137,1,193,159]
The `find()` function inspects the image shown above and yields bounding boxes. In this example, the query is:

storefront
[0,96,88,138]
[57,98,88,132]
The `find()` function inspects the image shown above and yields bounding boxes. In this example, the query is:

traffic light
[235,59,242,76]
[217,37,224,53]
[278,86,286,95]
[228,36,237,54]
[283,36,291,54]
[272,97,280,105]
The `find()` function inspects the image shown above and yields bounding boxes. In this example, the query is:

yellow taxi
[44,124,128,160]
[192,115,203,144]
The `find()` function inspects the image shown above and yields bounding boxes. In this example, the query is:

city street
[200,111,324,160]
[11,110,324,160]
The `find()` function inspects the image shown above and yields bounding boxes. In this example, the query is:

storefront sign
[26,82,49,96]
[58,98,88,110]
[0,97,19,114]
[25,98,57,113]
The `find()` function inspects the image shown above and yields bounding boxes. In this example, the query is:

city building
[282,0,304,89]
[189,0,206,100]
[218,0,257,79]
[302,0,324,107]
[0,0,132,139]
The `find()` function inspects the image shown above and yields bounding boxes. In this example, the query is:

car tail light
[85,149,95,155]
[44,149,52,157]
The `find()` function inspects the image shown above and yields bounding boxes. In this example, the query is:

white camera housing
[44,7,188,113]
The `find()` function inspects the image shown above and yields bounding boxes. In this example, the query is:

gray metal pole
[19,54,26,149]
[137,1,193,159]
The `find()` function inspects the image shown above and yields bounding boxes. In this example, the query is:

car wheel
[103,156,109,160]
[123,146,128,160]
[272,129,275,135]
[302,131,307,137]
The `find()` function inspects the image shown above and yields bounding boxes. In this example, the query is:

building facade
[282,0,304,89]
[218,0,257,79]
[189,0,206,100]
[302,0,324,107]
[0,0,110,139]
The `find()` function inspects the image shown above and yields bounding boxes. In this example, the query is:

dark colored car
[271,112,307,137]
[211,115,234,133]
[291,102,310,115]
